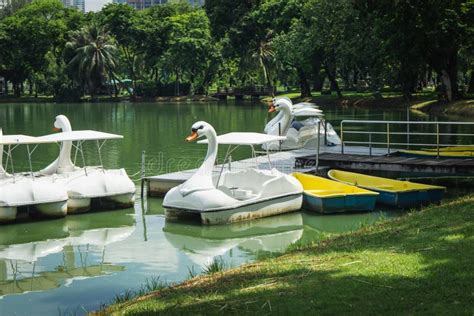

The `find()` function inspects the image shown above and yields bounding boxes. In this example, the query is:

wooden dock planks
[296,153,474,175]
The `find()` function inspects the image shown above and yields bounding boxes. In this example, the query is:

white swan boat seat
[263,97,341,150]
[36,118,136,214]
[0,130,68,222]
[163,123,303,225]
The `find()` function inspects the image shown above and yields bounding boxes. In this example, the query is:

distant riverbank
[3,92,474,118]
[262,91,474,118]
[95,194,474,315]
[0,95,219,104]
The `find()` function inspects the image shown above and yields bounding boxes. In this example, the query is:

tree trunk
[428,49,459,101]
[324,62,342,98]
[440,70,453,102]
[297,68,311,98]
[353,67,359,87]
[467,71,474,94]
[175,70,180,96]
[13,82,20,97]
[28,78,33,96]
[312,72,325,92]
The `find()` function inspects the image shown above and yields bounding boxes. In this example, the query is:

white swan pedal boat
[37,115,136,213]
[163,122,303,225]
[263,97,341,150]
[0,130,68,222]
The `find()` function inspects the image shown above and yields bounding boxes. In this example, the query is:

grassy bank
[262,91,437,108]
[97,195,474,315]
[411,99,474,118]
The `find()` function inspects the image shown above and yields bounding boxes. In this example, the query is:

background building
[62,0,85,12]
[0,0,10,10]
[112,0,203,10]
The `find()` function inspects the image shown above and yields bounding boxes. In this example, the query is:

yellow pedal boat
[291,173,379,214]
[398,149,474,158]
[327,170,446,208]
[423,146,474,152]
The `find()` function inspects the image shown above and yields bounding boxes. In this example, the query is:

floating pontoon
[0,129,68,222]
[37,115,136,213]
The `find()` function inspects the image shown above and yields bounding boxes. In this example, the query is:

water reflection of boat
[0,209,135,297]
[301,211,389,233]
[163,212,304,267]
[0,259,124,297]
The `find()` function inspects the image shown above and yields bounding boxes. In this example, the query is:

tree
[98,3,143,96]
[67,23,119,97]
[356,0,472,101]
[0,0,74,96]
[160,9,218,95]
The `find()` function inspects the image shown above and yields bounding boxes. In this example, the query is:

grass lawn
[97,194,474,315]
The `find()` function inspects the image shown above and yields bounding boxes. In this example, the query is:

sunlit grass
[96,194,474,315]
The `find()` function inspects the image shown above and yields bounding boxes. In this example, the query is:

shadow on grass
[103,198,474,315]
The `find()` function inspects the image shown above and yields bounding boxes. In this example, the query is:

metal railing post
[369,133,372,156]
[387,123,390,154]
[278,122,282,152]
[340,121,344,154]
[316,121,321,172]
[324,120,328,146]
[140,150,146,198]
[436,123,440,158]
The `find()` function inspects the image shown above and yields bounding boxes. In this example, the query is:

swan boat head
[53,114,72,132]
[178,121,218,197]
[40,114,76,174]
[185,121,217,143]
[268,97,293,115]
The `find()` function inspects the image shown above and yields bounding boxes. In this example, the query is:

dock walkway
[297,153,474,175]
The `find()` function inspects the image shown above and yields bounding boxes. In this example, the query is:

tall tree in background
[0,0,73,96]
[67,23,119,97]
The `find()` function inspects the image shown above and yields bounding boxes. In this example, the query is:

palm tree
[67,24,119,97]
[240,30,275,92]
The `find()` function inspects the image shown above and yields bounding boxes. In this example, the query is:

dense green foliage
[0,0,473,100]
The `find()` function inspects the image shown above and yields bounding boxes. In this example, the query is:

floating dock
[297,153,474,175]
[144,145,388,197]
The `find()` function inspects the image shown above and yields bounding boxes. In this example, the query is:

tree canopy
[0,0,472,101]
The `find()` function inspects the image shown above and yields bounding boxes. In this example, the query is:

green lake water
[0,101,471,315]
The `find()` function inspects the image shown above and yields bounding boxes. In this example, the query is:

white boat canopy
[0,131,122,145]
[1,130,123,177]
[0,134,40,145]
[198,132,286,145]
[37,130,123,143]
[198,133,287,180]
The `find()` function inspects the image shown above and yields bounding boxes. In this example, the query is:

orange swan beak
[186,131,199,142]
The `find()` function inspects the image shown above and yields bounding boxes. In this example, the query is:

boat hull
[67,197,92,214]
[374,188,445,208]
[302,193,377,214]
[165,194,302,225]
[0,206,17,223]
[58,168,136,214]
[397,149,474,159]
[327,170,446,208]
[29,200,68,218]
